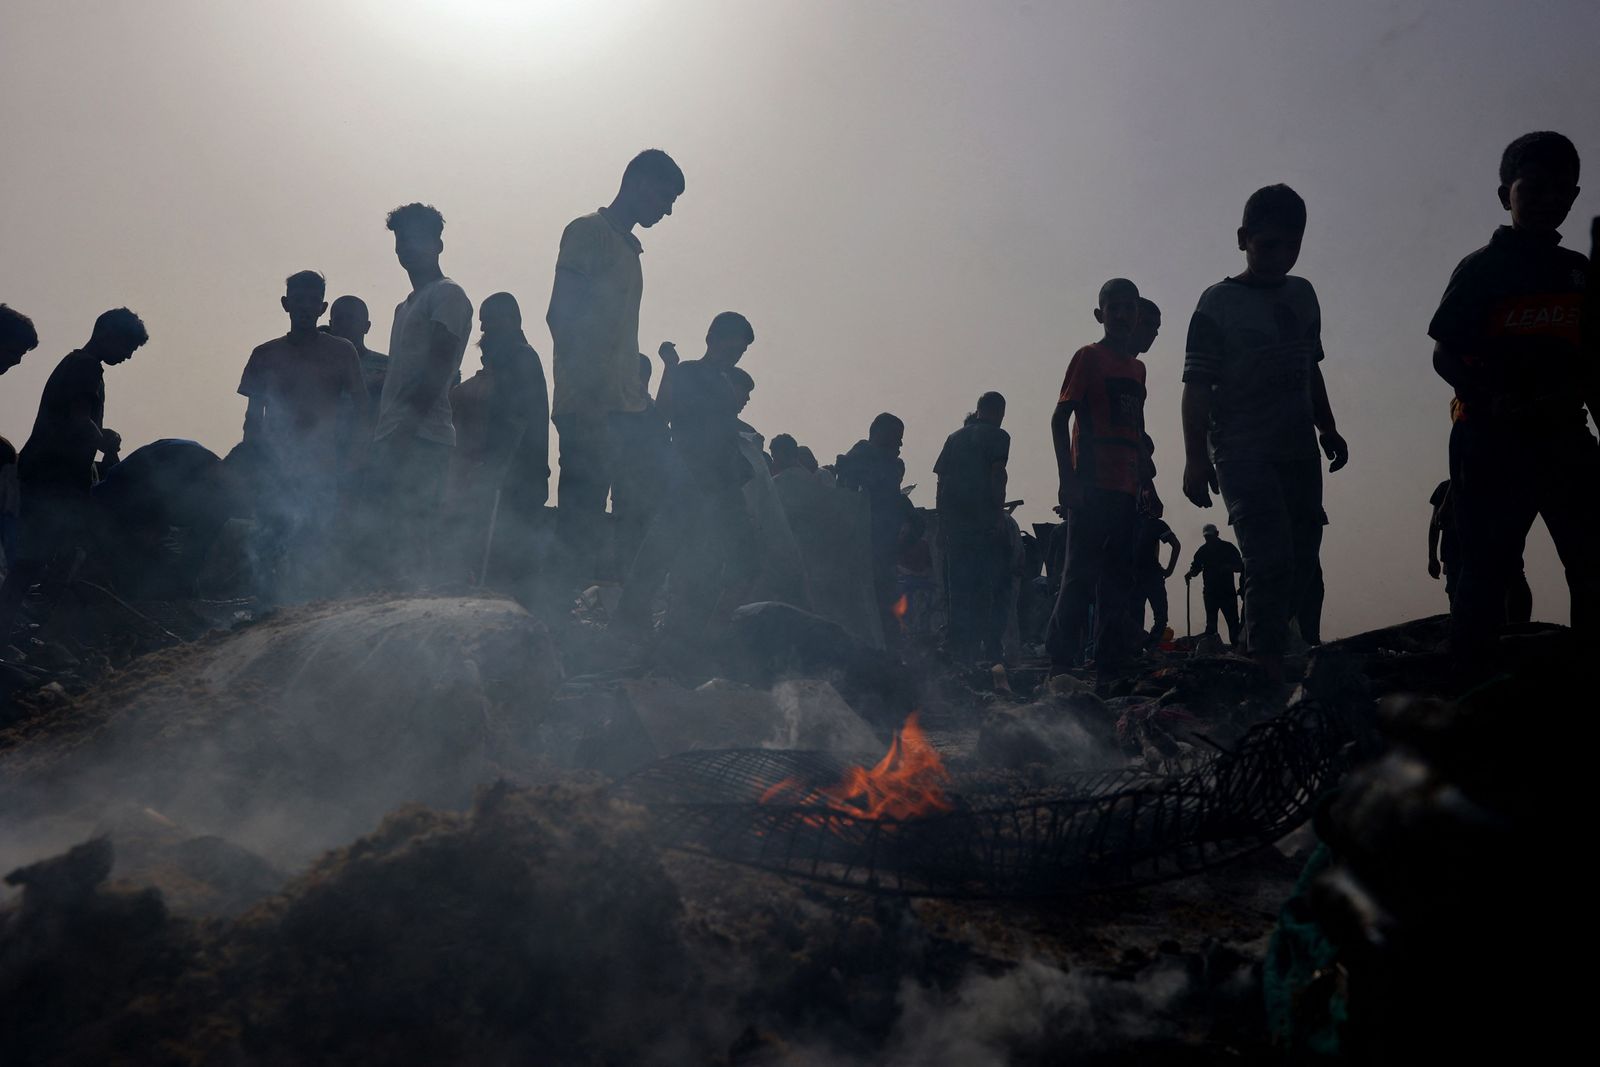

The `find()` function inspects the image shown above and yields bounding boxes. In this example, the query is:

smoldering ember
[1,6,1595,1065]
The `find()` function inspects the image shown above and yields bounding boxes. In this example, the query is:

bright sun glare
[379,0,634,68]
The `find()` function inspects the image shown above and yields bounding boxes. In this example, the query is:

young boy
[372,203,474,586]
[239,270,369,597]
[616,311,756,636]
[935,391,1011,663]
[0,308,146,637]
[1428,132,1592,656]
[1181,185,1348,678]
[1046,278,1149,677]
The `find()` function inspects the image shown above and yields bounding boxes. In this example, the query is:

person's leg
[1147,574,1169,644]
[1045,498,1110,671]
[1221,594,1242,646]
[1092,492,1140,674]
[982,536,1011,662]
[1450,423,1537,656]
[1202,590,1220,636]
[1280,457,1326,647]
[944,533,983,660]
[1299,561,1325,644]
[554,413,616,581]
[1504,569,1533,625]
[1216,459,1294,659]
[1533,432,1600,636]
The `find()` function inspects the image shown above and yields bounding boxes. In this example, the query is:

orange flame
[891,594,909,622]
[761,712,953,821]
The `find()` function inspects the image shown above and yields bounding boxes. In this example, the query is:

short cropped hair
[1098,277,1139,306]
[977,391,1006,416]
[708,311,755,344]
[1138,297,1161,317]
[726,366,755,392]
[0,305,39,352]
[386,202,445,239]
[622,149,686,196]
[869,412,904,439]
[796,446,819,472]
[771,433,799,459]
[285,270,326,299]
[330,295,368,318]
[1242,184,1307,235]
[1500,131,1580,185]
[91,307,148,347]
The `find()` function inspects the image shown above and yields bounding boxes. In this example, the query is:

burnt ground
[0,599,1554,1064]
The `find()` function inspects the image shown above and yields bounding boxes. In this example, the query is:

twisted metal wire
[615,697,1354,898]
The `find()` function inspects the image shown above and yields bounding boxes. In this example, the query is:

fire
[761,712,953,821]
[891,594,909,624]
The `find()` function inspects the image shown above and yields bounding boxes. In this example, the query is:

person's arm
[1184,548,1201,581]
[1180,305,1224,508]
[1427,511,1443,579]
[1162,532,1181,578]
[242,396,266,443]
[545,267,592,357]
[1051,399,1080,513]
[1310,363,1348,472]
[655,342,680,416]
[1181,383,1217,507]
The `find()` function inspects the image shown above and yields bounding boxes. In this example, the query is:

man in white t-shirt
[370,202,473,585]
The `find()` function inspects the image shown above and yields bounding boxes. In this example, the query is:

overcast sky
[3,0,1597,638]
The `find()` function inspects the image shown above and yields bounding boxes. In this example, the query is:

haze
[3,0,1597,639]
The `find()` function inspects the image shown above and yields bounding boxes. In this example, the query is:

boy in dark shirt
[935,391,1011,663]
[1045,278,1148,677]
[1181,185,1348,679]
[1429,131,1593,656]
[0,308,146,636]
[239,270,369,598]
[838,412,919,650]
[617,312,756,637]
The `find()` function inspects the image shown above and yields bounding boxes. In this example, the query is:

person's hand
[657,341,680,368]
[1057,479,1084,514]
[1183,458,1217,508]
[1428,558,1442,580]
[99,428,122,455]
[1164,565,1177,579]
[1320,430,1349,473]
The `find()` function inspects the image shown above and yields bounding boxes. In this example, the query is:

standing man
[1185,523,1243,646]
[838,412,919,651]
[1135,512,1181,647]
[370,202,473,587]
[238,270,369,599]
[934,392,1011,664]
[328,295,389,406]
[546,148,685,581]
[0,308,146,636]
[1046,278,1149,679]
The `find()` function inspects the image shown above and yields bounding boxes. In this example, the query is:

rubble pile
[0,598,1566,1064]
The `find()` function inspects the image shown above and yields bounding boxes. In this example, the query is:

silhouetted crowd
[0,131,1593,682]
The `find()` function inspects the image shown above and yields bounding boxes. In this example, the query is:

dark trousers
[367,432,450,589]
[944,526,1007,661]
[1215,455,1323,657]
[553,412,617,579]
[1046,488,1138,672]
[1203,587,1241,645]
[1140,571,1169,642]
[1298,560,1324,645]
[1449,420,1599,654]
[609,411,667,579]
[0,482,93,639]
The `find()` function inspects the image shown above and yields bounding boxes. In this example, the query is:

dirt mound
[0,595,562,865]
[1,783,701,1067]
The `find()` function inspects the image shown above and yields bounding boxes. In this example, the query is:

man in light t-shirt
[370,202,473,586]
[546,148,685,581]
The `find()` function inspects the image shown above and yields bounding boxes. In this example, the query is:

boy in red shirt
[1045,278,1148,677]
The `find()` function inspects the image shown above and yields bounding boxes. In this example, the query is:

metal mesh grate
[615,697,1354,898]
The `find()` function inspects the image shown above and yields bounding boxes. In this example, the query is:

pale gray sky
[2,0,1597,638]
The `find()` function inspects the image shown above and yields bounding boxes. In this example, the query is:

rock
[605,676,882,773]
[726,601,917,727]
[0,595,563,865]
[977,695,1121,773]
